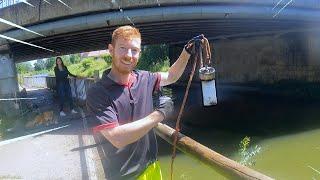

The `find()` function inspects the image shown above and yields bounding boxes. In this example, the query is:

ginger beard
[109,38,141,75]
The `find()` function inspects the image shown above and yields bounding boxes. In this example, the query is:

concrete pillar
[306,32,320,66]
[0,54,18,97]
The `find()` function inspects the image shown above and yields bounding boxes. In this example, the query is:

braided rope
[170,38,212,180]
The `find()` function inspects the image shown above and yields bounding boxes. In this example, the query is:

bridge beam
[0,53,18,97]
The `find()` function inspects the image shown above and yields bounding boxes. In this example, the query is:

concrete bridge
[1,0,320,96]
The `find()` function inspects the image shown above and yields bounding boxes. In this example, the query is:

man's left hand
[155,96,174,120]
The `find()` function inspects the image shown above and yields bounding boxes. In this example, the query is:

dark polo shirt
[86,69,161,179]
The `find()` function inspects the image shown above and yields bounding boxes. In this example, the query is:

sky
[29,60,37,66]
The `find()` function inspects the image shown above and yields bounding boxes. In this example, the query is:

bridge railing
[23,75,53,89]
[23,76,95,103]
[68,77,96,103]
[22,75,273,179]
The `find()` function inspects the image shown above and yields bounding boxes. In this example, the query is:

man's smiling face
[109,37,141,75]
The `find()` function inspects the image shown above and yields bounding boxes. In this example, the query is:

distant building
[1,0,24,9]
[81,50,109,58]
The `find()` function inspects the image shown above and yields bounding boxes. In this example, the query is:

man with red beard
[87,25,205,179]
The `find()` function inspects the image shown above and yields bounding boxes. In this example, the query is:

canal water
[157,85,320,180]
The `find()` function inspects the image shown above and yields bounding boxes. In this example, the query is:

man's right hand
[184,34,206,55]
[155,96,174,120]
[184,34,211,64]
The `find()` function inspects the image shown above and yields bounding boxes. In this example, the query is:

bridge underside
[9,18,319,62]
[1,3,320,98]
[0,3,319,62]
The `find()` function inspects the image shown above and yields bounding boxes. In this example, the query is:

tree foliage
[137,44,169,71]
[238,136,261,166]
[68,57,109,77]
[33,59,46,71]
[45,57,56,70]
[16,62,33,74]
[102,54,112,64]
[69,54,81,64]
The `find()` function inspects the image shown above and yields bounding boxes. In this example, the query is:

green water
[157,86,320,179]
[158,128,320,180]
[253,129,320,180]
[159,153,226,180]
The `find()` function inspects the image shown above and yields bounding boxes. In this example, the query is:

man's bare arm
[100,111,164,149]
[159,49,190,86]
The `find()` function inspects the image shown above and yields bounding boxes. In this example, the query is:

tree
[45,57,56,70]
[69,54,81,64]
[62,55,71,66]
[16,62,33,74]
[34,59,46,71]
[137,44,169,70]
[102,54,112,64]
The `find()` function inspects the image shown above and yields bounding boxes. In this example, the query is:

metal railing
[69,77,95,101]
[23,76,95,102]
[23,75,51,88]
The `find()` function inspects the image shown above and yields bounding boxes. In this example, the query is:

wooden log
[155,123,274,180]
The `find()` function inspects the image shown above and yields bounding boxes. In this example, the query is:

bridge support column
[0,54,18,97]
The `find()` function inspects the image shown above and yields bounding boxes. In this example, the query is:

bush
[67,57,109,77]
[148,57,170,72]
[69,54,81,64]
[81,58,94,69]
[102,54,112,65]
[16,62,33,74]
[0,108,16,139]
[45,57,56,70]
[137,44,169,72]
[238,136,261,166]
[34,59,46,71]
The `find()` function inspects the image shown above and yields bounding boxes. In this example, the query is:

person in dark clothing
[86,25,207,179]
[54,57,78,116]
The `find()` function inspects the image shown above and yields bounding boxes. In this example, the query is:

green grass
[0,175,22,179]
[68,57,110,77]
[0,114,16,139]
[137,56,170,72]
[0,118,3,140]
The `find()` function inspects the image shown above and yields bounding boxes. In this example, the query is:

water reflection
[158,85,320,179]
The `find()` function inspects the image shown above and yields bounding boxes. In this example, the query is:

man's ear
[108,44,113,54]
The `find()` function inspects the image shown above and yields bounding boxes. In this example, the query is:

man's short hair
[111,25,141,45]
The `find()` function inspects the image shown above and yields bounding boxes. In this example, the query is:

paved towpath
[0,88,104,179]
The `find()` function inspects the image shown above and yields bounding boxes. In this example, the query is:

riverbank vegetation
[237,136,261,167]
